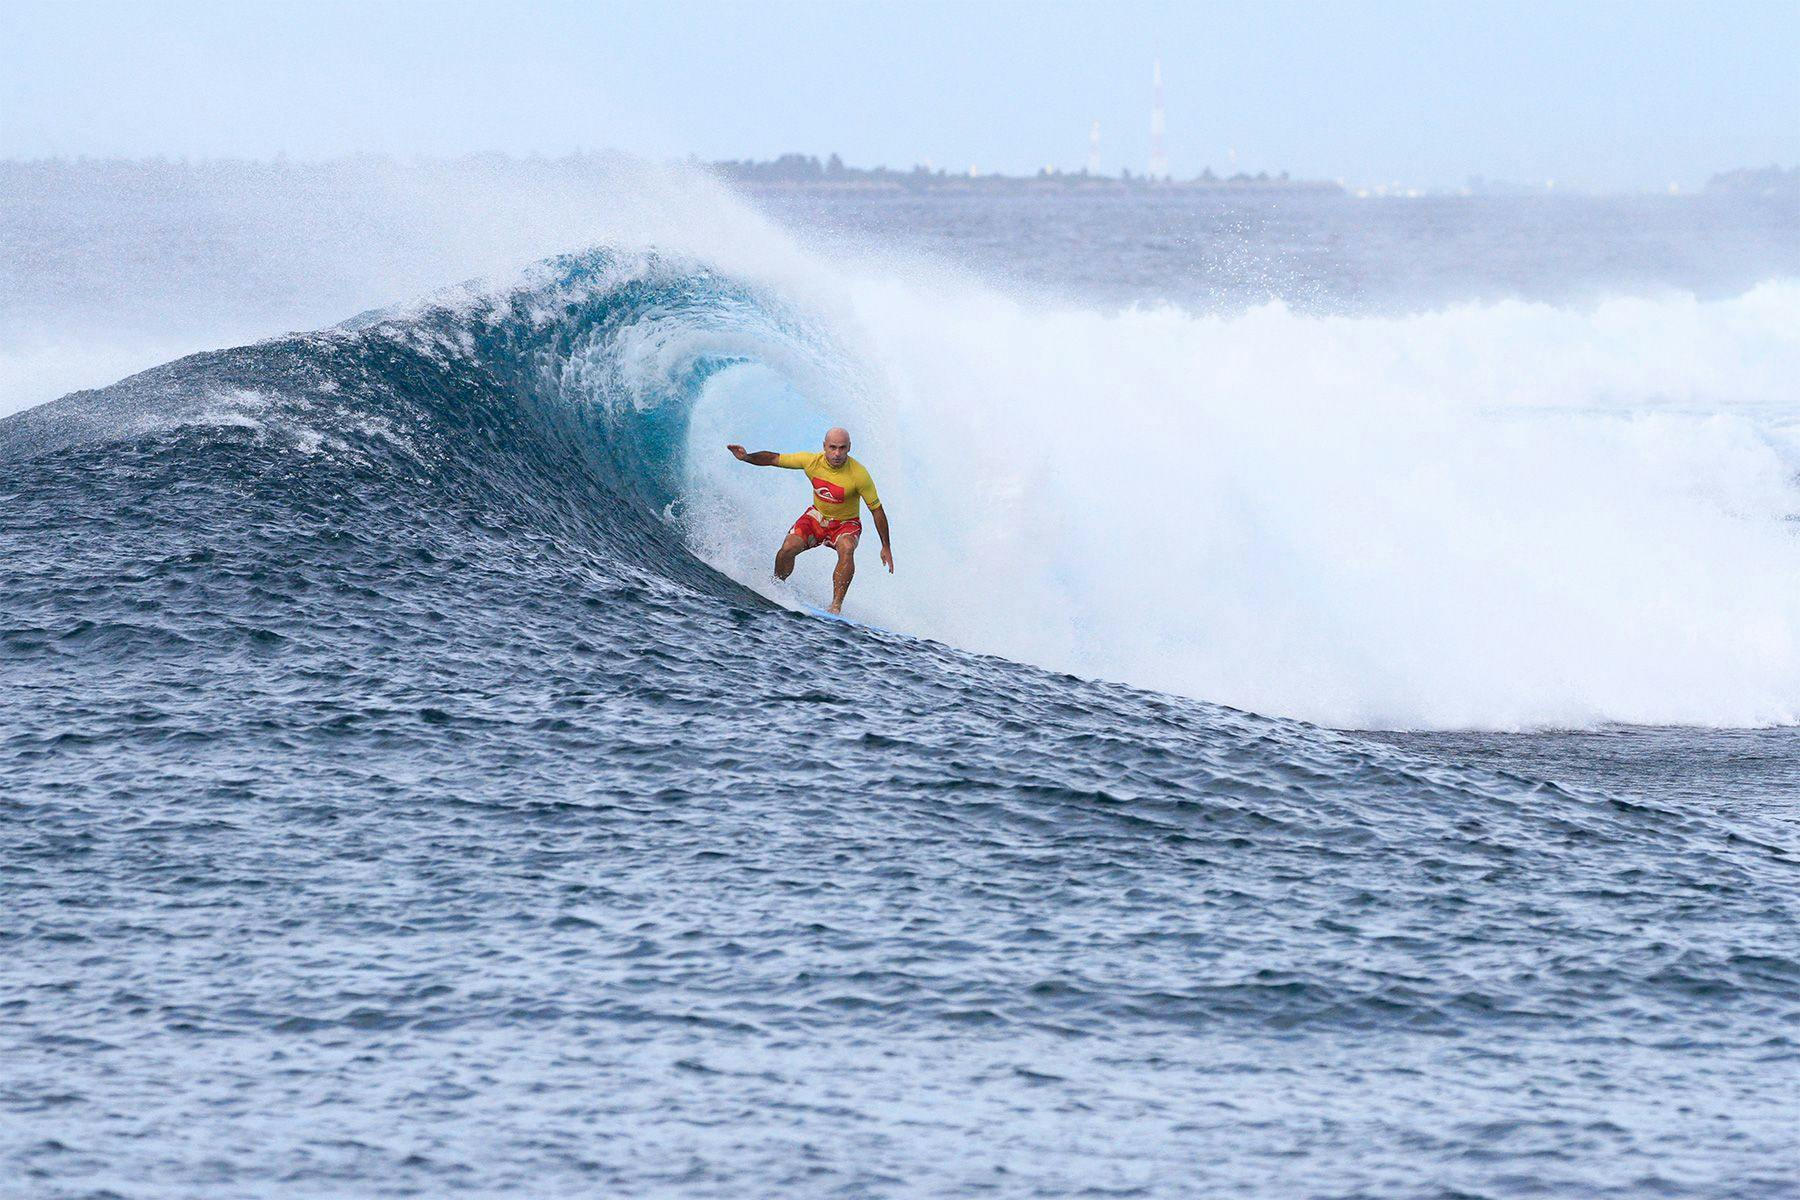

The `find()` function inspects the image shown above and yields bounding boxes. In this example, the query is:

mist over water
[5,159,1800,1197]
[10,161,1800,729]
[0,157,802,415]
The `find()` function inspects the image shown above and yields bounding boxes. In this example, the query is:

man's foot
[826,602,842,615]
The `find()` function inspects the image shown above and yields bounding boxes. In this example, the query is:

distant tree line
[1706,165,1800,195]
[707,153,1330,191]
[707,153,946,185]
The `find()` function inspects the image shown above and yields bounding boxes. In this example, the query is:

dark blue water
[4,209,1799,1198]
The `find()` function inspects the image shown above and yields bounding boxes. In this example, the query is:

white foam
[687,274,1800,731]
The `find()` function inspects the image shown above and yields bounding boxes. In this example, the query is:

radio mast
[1149,59,1169,180]
[1088,121,1101,174]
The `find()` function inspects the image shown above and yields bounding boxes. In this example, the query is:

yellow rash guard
[775,452,882,522]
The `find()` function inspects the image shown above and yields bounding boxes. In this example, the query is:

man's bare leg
[828,536,858,613]
[775,533,811,581]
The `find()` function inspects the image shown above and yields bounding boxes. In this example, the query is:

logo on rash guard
[811,476,847,503]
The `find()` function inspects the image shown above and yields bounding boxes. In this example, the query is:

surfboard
[803,606,892,634]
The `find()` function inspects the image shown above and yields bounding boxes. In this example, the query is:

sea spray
[10,160,1800,729]
[687,278,1800,729]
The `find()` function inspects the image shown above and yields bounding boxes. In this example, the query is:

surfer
[727,427,892,614]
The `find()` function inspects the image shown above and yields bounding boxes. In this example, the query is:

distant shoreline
[708,152,1342,194]
[0,154,1790,199]
[726,175,1345,195]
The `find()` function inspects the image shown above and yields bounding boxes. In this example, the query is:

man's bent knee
[774,535,811,580]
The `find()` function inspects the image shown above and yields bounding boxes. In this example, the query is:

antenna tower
[1149,59,1169,180]
[1088,121,1101,174]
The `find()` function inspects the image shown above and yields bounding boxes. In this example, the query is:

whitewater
[693,277,1800,729]
[3,159,1797,1198]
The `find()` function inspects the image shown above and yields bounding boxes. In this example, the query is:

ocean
[3,159,1797,1198]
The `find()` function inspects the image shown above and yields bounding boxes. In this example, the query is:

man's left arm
[870,507,893,573]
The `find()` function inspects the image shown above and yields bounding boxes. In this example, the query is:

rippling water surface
[4,176,1799,1198]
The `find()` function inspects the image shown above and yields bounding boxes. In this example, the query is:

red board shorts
[790,508,862,549]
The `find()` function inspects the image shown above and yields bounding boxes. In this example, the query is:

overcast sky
[3,0,1795,190]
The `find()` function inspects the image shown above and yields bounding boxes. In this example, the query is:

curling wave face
[455,244,1800,733]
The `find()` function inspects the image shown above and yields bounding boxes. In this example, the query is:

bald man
[727,427,893,614]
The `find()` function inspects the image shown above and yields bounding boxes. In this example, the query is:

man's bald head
[823,427,851,468]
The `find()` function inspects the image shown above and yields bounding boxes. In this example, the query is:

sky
[2,0,1796,191]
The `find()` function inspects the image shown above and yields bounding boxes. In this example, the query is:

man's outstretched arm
[871,507,894,572]
[726,444,781,466]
